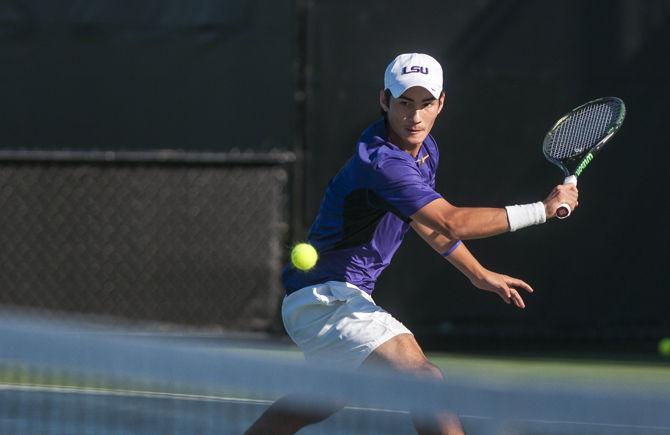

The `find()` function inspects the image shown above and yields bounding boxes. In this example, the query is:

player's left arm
[410,221,533,309]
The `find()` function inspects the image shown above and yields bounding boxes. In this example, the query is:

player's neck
[387,129,422,158]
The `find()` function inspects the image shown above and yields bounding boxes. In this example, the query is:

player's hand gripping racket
[542,97,626,218]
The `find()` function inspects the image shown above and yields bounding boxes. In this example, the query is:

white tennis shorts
[282,281,412,370]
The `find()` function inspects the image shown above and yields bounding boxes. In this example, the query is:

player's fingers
[510,290,525,309]
[558,188,578,203]
[557,190,578,210]
[507,277,533,293]
[499,284,512,304]
[558,187,575,198]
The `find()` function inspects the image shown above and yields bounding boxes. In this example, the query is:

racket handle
[563,175,578,186]
[556,175,577,219]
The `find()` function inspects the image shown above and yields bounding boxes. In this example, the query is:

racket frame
[542,97,626,218]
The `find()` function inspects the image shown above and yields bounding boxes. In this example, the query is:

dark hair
[380,89,392,118]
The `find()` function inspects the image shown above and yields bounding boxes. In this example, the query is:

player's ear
[379,89,390,113]
[437,92,446,114]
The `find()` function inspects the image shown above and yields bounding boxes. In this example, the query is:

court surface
[2,383,669,434]
[2,335,669,435]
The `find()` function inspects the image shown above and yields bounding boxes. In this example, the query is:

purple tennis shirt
[282,118,442,295]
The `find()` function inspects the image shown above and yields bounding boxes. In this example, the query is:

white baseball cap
[384,53,444,99]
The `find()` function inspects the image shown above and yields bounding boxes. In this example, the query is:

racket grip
[556,175,578,219]
[563,175,578,186]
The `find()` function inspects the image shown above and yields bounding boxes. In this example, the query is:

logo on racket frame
[574,153,594,176]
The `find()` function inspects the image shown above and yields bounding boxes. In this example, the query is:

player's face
[380,86,445,151]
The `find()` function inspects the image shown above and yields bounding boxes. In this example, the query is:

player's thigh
[361,333,442,379]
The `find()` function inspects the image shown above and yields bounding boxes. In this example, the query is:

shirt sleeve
[370,154,442,220]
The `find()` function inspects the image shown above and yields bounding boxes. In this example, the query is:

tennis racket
[542,97,626,219]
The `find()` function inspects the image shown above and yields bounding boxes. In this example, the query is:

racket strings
[546,102,621,159]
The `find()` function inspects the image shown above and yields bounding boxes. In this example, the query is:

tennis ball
[658,337,670,358]
[291,243,318,271]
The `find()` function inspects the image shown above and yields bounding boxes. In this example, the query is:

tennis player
[246,53,578,435]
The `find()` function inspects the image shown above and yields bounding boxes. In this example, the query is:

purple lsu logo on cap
[401,66,429,75]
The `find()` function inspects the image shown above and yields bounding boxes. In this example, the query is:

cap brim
[388,82,442,99]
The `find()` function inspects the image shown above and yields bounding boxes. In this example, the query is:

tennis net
[1,308,669,435]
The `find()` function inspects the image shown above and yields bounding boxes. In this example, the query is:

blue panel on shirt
[282,119,442,295]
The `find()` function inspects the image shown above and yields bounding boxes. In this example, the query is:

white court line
[502,418,670,432]
[2,383,669,432]
[0,383,408,414]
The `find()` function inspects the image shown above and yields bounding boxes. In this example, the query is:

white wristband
[505,202,546,232]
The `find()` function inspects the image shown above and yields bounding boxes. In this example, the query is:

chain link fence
[0,153,290,331]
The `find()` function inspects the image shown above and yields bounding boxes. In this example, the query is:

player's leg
[244,394,344,435]
[245,283,348,435]
[361,333,465,435]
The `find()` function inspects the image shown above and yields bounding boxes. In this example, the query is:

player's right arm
[410,184,578,240]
